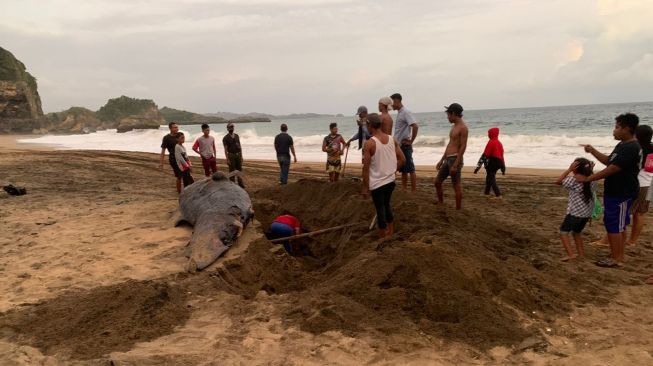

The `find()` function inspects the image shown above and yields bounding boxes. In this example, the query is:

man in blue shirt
[391,93,419,192]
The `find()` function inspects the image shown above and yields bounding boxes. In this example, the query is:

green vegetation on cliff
[160,106,225,124]
[0,47,38,92]
[96,95,157,122]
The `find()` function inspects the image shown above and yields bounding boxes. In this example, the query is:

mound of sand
[198,179,611,349]
[0,177,623,360]
[0,280,190,360]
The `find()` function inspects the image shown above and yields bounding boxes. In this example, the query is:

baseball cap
[378,96,393,108]
[444,103,463,115]
[356,106,368,115]
[227,122,234,128]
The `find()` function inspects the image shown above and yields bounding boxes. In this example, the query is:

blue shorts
[399,144,415,173]
[603,197,633,234]
[270,222,294,238]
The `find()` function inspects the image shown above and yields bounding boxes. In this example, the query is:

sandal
[591,240,609,247]
[595,259,621,268]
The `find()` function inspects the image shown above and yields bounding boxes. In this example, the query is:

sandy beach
[0,135,652,365]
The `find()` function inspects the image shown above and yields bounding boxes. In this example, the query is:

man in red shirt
[268,214,302,254]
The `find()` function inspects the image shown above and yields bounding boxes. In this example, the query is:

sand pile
[0,178,615,360]
[0,280,190,359]
[242,179,609,349]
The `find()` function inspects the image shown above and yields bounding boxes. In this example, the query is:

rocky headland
[0,47,44,134]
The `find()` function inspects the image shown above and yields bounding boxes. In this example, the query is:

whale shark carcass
[175,172,254,271]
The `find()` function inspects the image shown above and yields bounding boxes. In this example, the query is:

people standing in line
[174,132,195,188]
[474,127,506,199]
[322,122,346,182]
[378,97,394,135]
[274,123,297,185]
[192,123,218,178]
[391,93,419,192]
[362,113,405,239]
[222,122,245,188]
[347,106,371,154]
[435,103,469,209]
[579,113,642,268]
[159,122,183,193]
[555,158,596,262]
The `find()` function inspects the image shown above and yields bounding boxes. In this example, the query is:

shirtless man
[378,96,393,135]
[435,103,469,209]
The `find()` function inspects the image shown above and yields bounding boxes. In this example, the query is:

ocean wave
[18,128,617,168]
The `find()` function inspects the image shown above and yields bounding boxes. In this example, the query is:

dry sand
[0,135,651,365]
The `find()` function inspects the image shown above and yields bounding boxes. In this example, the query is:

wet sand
[0,135,651,365]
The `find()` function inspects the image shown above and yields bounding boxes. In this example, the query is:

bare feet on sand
[591,239,609,247]
[561,254,579,262]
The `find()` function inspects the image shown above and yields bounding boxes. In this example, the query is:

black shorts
[169,157,182,178]
[560,214,589,234]
[436,156,463,184]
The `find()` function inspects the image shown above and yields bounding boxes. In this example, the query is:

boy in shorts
[322,122,346,182]
[580,113,642,267]
[192,123,218,177]
[435,103,469,209]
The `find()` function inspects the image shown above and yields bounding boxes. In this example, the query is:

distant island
[206,112,344,120]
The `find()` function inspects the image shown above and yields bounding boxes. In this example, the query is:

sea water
[19,101,653,169]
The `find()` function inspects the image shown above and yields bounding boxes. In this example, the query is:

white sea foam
[18,127,617,169]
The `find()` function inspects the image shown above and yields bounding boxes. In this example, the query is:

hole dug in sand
[246,179,608,350]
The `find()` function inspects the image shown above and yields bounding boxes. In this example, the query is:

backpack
[591,192,603,221]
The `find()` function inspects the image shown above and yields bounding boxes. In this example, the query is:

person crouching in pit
[362,113,406,239]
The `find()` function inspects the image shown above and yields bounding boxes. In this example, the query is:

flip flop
[591,240,609,247]
[595,259,621,268]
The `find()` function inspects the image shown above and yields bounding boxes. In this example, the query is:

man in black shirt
[580,113,642,267]
[222,123,244,187]
[274,123,297,185]
[159,122,183,193]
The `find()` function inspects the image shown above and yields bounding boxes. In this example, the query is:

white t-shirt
[638,169,652,188]
[193,135,216,159]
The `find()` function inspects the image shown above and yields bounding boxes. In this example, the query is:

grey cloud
[1,0,652,114]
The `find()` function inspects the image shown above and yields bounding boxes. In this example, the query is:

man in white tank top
[362,113,406,238]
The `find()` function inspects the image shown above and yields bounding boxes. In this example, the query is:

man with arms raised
[362,113,406,239]
[159,122,183,193]
[391,93,419,192]
[435,103,469,209]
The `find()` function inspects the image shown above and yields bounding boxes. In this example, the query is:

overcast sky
[1,0,652,114]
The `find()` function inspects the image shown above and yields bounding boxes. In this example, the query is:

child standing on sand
[192,123,218,178]
[322,122,346,182]
[555,158,595,261]
[474,127,506,199]
[175,132,195,189]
